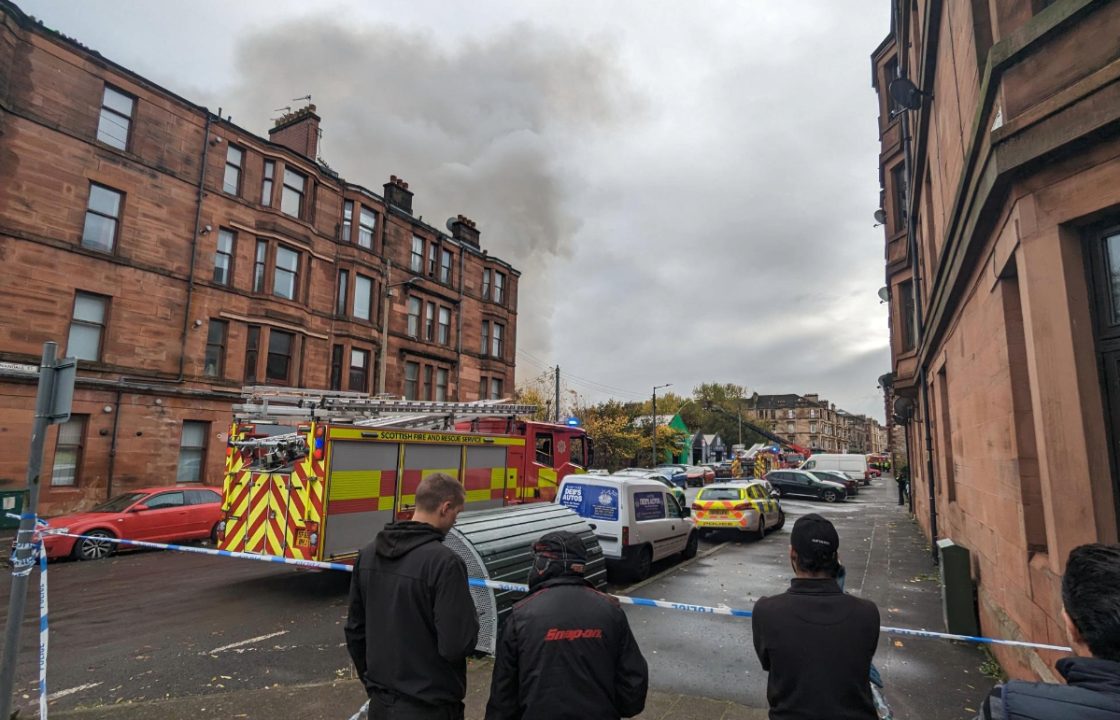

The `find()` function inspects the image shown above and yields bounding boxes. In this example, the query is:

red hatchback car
[41,487,223,561]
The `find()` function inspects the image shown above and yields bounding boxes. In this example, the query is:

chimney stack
[268,104,320,159]
[804,393,820,404]
[449,214,480,247]
[384,175,414,215]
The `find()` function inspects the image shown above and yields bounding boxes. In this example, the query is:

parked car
[39,487,224,561]
[657,464,707,487]
[557,474,698,581]
[691,481,784,539]
[808,470,859,496]
[707,461,734,479]
[613,469,687,508]
[620,466,687,490]
[765,470,849,503]
[798,453,872,485]
[698,465,716,485]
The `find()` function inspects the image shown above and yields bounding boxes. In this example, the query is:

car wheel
[629,546,653,581]
[210,522,221,545]
[682,532,699,560]
[774,509,786,531]
[822,490,839,503]
[753,514,766,541]
[73,530,115,561]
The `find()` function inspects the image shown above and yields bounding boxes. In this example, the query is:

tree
[514,371,554,422]
[576,400,642,471]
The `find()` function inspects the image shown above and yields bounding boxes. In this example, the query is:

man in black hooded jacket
[484,530,648,720]
[976,543,1120,720]
[345,473,479,720]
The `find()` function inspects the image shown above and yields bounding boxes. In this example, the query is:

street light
[377,259,423,396]
[651,383,671,465]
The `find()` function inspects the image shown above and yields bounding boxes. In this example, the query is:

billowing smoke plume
[220,18,638,359]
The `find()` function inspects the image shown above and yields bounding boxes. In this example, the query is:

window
[244,325,260,382]
[809,422,818,433]
[186,489,221,505]
[68,292,108,361]
[177,421,208,483]
[330,344,344,390]
[266,329,294,384]
[273,246,299,300]
[428,243,438,277]
[261,160,275,207]
[337,269,350,316]
[410,236,425,273]
[214,229,235,286]
[281,167,306,218]
[482,269,492,299]
[147,491,185,509]
[341,200,353,242]
[440,249,452,284]
[666,493,684,519]
[494,272,506,304]
[423,365,434,400]
[491,323,504,358]
[481,320,491,356]
[407,297,422,338]
[349,348,369,393]
[253,240,267,292]
[353,274,373,321]
[891,163,908,232]
[404,361,419,400]
[82,183,122,253]
[204,320,227,378]
[787,410,795,419]
[97,85,133,150]
[536,433,554,465]
[224,146,244,195]
[358,207,376,249]
[435,368,448,401]
[425,301,436,341]
[438,307,451,345]
[51,415,86,486]
[901,280,917,351]
[570,436,586,467]
[787,423,795,434]
[490,377,503,400]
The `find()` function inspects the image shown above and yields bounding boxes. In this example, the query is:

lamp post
[376,259,422,396]
[651,383,671,464]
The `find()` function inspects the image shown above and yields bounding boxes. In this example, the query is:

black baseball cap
[791,513,839,562]
[533,530,588,571]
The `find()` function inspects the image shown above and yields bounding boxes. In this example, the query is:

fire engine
[217,386,592,563]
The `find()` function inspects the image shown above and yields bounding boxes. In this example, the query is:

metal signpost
[0,342,76,719]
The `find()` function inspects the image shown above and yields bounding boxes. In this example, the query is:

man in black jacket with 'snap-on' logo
[485,531,649,720]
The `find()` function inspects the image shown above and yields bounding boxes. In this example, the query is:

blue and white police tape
[6,512,51,719]
[42,530,1072,653]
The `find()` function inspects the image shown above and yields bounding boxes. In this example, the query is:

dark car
[764,470,848,503]
[809,470,859,496]
[657,464,706,487]
[620,466,687,489]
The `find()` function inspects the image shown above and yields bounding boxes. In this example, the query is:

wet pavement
[0,477,993,719]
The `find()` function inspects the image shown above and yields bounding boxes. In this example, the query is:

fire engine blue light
[565,417,581,426]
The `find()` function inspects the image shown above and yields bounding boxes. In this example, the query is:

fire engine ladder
[234,386,539,430]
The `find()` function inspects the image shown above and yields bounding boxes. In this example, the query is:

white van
[799,454,871,485]
[556,474,698,581]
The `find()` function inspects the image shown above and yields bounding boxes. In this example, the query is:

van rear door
[558,480,623,559]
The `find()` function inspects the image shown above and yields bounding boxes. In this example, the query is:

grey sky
[24,0,891,420]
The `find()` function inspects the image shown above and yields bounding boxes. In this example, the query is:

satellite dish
[873,209,887,225]
[446,217,458,232]
[888,77,927,110]
[877,286,890,303]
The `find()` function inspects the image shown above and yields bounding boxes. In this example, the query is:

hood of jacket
[374,520,444,559]
[1058,657,1120,695]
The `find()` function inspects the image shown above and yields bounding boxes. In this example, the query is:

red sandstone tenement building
[0,0,519,514]
[873,0,1120,681]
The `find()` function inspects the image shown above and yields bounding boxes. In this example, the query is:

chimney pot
[384,175,414,215]
[268,105,321,159]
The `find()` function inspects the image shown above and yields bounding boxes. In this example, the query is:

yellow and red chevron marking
[244,473,273,554]
[692,499,750,527]
[219,469,252,552]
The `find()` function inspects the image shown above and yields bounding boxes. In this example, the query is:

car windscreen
[91,492,148,512]
[698,488,743,501]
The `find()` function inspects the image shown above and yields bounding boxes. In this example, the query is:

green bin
[0,489,26,530]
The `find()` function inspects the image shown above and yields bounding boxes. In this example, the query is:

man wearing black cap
[752,513,880,720]
[484,531,649,720]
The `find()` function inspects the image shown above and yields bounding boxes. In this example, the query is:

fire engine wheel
[73,530,115,561]
[628,546,652,581]
[682,532,699,560]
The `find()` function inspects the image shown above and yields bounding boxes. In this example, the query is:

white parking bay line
[208,630,288,654]
[47,682,103,702]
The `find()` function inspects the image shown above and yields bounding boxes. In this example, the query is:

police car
[556,474,698,581]
[691,481,785,539]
